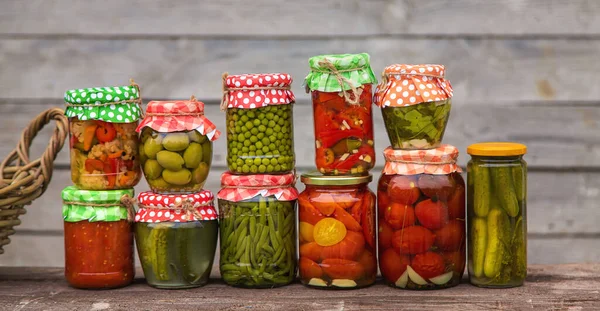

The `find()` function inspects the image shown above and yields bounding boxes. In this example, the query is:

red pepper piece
[84,159,104,173]
[318,129,363,149]
[96,122,117,143]
[103,158,118,188]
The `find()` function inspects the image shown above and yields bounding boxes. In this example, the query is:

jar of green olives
[222,73,296,174]
[137,98,220,193]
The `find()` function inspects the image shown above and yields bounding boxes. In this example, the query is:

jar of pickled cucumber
[137,98,220,193]
[305,53,377,175]
[217,172,298,288]
[375,64,453,150]
[64,83,143,190]
[222,73,295,174]
[377,145,465,290]
[61,186,135,289]
[467,142,527,288]
[298,173,377,289]
[134,190,218,289]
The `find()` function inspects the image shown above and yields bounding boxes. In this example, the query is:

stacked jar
[298,53,378,289]
[135,98,221,289]
[218,73,299,288]
[62,83,143,289]
[375,64,466,290]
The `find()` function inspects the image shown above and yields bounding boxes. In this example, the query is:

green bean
[249,216,257,239]
[234,236,247,260]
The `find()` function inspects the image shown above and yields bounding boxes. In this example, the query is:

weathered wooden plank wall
[1,0,599,266]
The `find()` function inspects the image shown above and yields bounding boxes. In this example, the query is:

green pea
[232,114,239,121]
[250,136,258,143]
[266,112,274,119]
[277,133,283,140]
[251,128,258,135]
[262,158,270,166]
[273,150,280,156]
[258,125,267,132]
[282,126,288,134]
[262,137,270,145]
[236,109,244,116]
[247,111,255,118]
[250,165,258,173]
[253,158,262,166]
[242,165,250,173]
[277,119,285,126]
[261,118,269,126]
[249,146,257,152]
[241,126,248,132]
[243,140,251,147]
[256,150,264,156]
[256,142,263,149]
[241,115,249,122]
[245,159,253,165]
[249,151,256,157]
[267,164,274,172]
[231,163,238,170]
[262,146,270,153]
[269,143,276,151]
[258,113,265,120]
[253,119,261,126]
[245,121,253,129]
[273,125,281,132]
[242,147,249,153]
[259,165,266,173]
[266,128,274,136]
[275,164,281,171]
[257,133,265,139]
[273,115,280,122]
[270,158,278,166]
[237,134,244,141]
[244,132,251,138]
[269,135,277,142]
[231,148,238,154]
[236,159,244,166]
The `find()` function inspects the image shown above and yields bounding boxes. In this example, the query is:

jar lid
[135,190,217,222]
[383,145,462,175]
[61,186,135,222]
[136,97,220,141]
[305,53,377,93]
[217,172,298,202]
[467,142,527,156]
[375,64,453,107]
[222,73,295,109]
[64,83,142,123]
[300,172,372,186]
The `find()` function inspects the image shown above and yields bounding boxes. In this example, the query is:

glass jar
[223,73,295,174]
[375,64,453,150]
[217,172,298,288]
[298,173,377,289]
[305,53,377,175]
[64,84,143,190]
[61,186,135,289]
[134,190,218,289]
[137,99,220,193]
[377,145,465,290]
[467,142,527,288]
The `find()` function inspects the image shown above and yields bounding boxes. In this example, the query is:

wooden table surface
[1,264,599,310]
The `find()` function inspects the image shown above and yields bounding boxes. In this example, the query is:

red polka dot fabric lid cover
[223,73,295,109]
[375,64,453,107]
[136,99,220,141]
[135,190,217,222]
[217,172,298,202]
[382,144,462,175]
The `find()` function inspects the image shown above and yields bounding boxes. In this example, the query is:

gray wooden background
[1,0,599,267]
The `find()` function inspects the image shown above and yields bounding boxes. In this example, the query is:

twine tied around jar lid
[138,198,213,222]
[220,72,292,111]
[63,194,136,222]
[144,95,205,117]
[309,58,365,105]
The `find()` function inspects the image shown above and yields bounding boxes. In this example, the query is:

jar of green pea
[222,73,296,174]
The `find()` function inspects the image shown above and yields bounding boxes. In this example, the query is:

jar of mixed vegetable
[298,173,377,289]
[305,53,377,175]
[377,145,465,290]
[375,64,453,150]
[64,83,143,190]
[222,73,295,174]
[134,190,218,289]
[61,186,135,289]
[466,142,527,288]
[137,98,220,193]
[217,172,298,288]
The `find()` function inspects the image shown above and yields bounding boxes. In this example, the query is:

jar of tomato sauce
[61,186,135,289]
[378,145,465,290]
[305,53,377,175]
[298,173,377,289]
[64,83,143,190]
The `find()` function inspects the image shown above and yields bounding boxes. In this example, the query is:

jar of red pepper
[305,54,377,175]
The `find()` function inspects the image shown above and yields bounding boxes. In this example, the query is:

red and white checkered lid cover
[136,100,220,141]
[382,144,462,175]
[375,64,453,107]
[135,190,217,222]
[224,73,295,109]
[217,172,298,202]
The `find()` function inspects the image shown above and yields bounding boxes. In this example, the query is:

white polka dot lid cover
[223,73,295,109]
[374,64,454,107]
[64,84,142,123]
[135,190,218,222]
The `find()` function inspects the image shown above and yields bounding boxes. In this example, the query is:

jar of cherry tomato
[298,173,377,289]
[61,186,135,289]
[305,54,377,175]
[137,98,220,193]
[377,145,465,290]
[217,172,298,288]
[64,83,143,190]
[134,190,218,289]
[222,73,296,174]
[375,64,453,150]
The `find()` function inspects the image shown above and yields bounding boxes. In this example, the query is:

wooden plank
[0,265,598,310]
[1,38,600,101]
[2,1,600,36]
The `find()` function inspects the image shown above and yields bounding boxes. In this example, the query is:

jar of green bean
[217,172,298,288]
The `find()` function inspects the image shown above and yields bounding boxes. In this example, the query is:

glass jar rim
[300,172,372,186]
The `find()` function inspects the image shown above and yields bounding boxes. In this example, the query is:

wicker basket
[0,108,68,254]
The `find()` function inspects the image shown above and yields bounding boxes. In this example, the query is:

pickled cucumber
[471,217,487,278]
[150,224,170,281]
[491,167,519,217]
[512,165,526,202]
[483,208,510,279]
[472,163,491,217]
[512,217,527,280]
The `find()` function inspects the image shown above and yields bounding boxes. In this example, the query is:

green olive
[183,142,203,169]
[149,177,170,190]
[162,133,190,152]
[143,159,163,180]
[192,162,209,184]
[201,140,212,166]
[188,131,208,144]
[140,128,152,143]
[138,143,148,164]
[143,135,164,159]
[156,150,184,171]
[162,169,192,185]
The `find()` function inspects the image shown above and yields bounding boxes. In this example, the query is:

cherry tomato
[333,206,362,232]
[411,252,446,279]
[418,174,455,201]
[415,199,449,230]
[313,218,347,246]
[358,250,378,277]
[447,184,466,220]
[434,220,465,251]
[441,250,466,276]
[310,192,338,216]
[392,225,435,255]
[299,257,323,280]
[299,242,323,262]
[361,192,376,249]
[350,200,362,223]
[299,221,315,243]
[320,259,364,280]
[379,248,410,283]
[377,190,390,216]
[385,202,415,230]
[387,175,421,205]
[298,195,325,225]
[378,221,394,250]
[321,230,365,260]
[331,191,357,209]
[95,122,117,143]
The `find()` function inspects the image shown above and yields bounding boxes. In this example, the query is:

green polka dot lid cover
[64,83,142,123]
[305,53,377,93]
[61,186,134,222]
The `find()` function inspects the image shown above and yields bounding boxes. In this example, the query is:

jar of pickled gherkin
[467,142,527,288]
[134,190,218,289]
[64,83,143,190]
[137,98,220,193]
[61,186,135,289]
[375,64,453,149]
[222,73,295,174]
[298,173,377,289]
[305,53,377,175]
[377,145,465,290]
[217,172,298,288]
